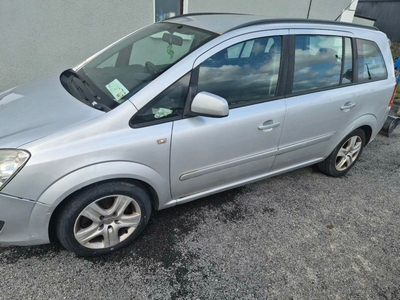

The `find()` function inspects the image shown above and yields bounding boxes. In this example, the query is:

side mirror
[190,92,229,118]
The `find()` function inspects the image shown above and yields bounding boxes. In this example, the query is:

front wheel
[317,129,366,177]
[56,181,151,256]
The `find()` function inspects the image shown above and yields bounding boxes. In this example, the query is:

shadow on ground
[0,186,249,267]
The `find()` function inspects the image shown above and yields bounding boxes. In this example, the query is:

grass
[392,42,400,58]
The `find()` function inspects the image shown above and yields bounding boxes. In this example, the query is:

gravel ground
[1,124,400,299]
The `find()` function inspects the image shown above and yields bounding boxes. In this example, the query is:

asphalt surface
[1,122,400,299]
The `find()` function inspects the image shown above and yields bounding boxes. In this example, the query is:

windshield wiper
[91,100,111,112]
[67,69,111,112]
[365,63,372,80]
[70,79,110,112]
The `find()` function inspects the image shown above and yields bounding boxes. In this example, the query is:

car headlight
[0,150,30,190]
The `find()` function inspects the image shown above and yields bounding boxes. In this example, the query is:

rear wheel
[56,181,151,256]
[317,129,366,177]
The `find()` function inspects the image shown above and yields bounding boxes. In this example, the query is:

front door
[170,31,289,199]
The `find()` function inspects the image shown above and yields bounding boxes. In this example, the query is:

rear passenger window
[356,39,387,82]
[197,36,282,107]
[292,35,343,93]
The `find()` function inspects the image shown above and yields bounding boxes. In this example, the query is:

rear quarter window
[356,39,387,82]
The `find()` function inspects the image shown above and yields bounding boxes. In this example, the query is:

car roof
[163,13,378,35]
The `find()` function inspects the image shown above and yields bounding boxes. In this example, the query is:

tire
[317,129,366,177]
[56,181,151,257]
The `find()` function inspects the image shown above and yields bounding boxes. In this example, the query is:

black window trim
[352,37,358,83]
[276,35,290,97]
[339,37,345,85]
[183,66,200,118]
[129,72,192,128]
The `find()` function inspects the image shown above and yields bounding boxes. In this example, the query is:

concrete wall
[187,0,353,21]
[339,0,359,22]
[0,0,356,92]
[353,16,375,26]
[0,0,152,91]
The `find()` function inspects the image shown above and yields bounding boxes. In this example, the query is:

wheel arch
[322,114,377,159]
[358,125,373,144]
[29,161,173,244]
[48,178,159,243]
[351,113,379,145]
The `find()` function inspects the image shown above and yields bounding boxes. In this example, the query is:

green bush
[392,42,400,58]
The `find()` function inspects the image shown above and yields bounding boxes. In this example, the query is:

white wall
[339,0,359,22]
[0,0,153,91]
[187,0,353,21]
[0,0,356,92]
[353,16,375,27]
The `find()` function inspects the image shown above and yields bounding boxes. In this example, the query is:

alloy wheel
[335,136,362,172]
[73,195,141,249]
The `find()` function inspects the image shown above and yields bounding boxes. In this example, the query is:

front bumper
[0,192,50,246]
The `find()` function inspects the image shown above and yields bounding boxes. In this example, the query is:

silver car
[0,14,396,256]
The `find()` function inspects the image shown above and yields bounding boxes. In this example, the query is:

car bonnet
[0,75,103,148]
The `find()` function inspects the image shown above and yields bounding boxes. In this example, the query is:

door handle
[258,120,281,132]
[340,102,356,111]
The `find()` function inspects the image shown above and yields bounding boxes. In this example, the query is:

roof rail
[165,12,245,21]
[227,18,378,33]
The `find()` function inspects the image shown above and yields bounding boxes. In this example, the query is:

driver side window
[130,72,190,127]
[197,36,282,108]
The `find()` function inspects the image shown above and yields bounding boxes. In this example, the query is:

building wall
[0,0,355,92]
[356,0,400,42]
[353,16,376,26]
[0,0,153,91]
[188,0,353,21]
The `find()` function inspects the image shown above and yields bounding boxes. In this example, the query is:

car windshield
[61,22,217,111]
